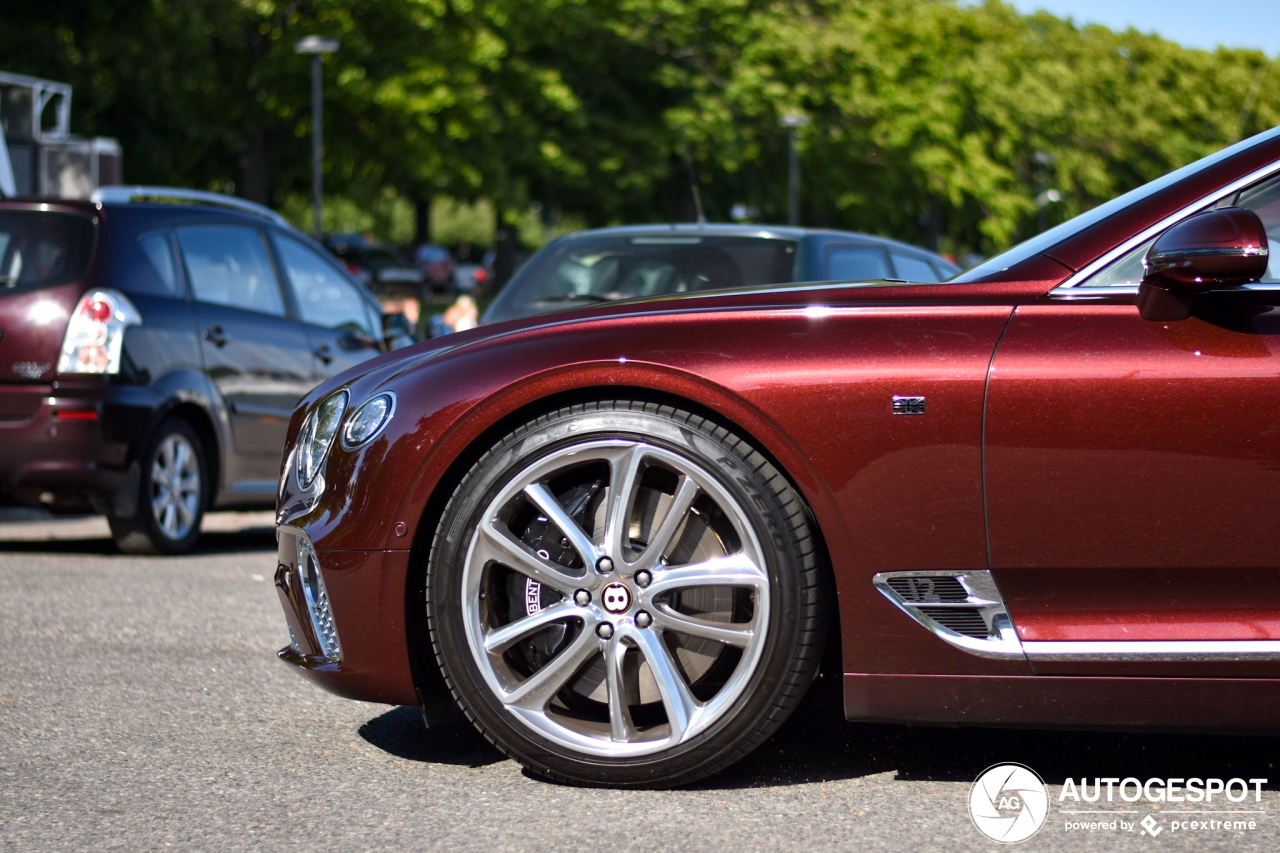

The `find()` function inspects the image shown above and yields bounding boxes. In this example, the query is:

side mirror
[382,312,417,349]
[1137,207,1269,320]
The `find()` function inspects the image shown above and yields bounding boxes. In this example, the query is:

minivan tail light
[56,289,142,375]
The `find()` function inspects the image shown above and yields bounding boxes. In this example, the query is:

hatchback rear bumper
[0,380,148,508]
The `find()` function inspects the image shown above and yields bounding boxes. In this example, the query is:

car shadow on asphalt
[356,671,1280,789]
[0,527,277,556]
[359,705,506,768]
[695,673,1280,791]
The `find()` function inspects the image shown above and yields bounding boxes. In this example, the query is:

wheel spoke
[172,440,189,476]
[152,462,171,488]
[483,600,585,654]
[523,482,600,567]
[178,473,201,498]
[476,522,583,594]
[162,501,178,537]
[632,628,698,742]
[644,553,768,598]
[503,630,599,710]
[175,495,195,527]
[602,445,647,559]
[652,604,754,647]
[635,475,699,570]
[604,638,634,741]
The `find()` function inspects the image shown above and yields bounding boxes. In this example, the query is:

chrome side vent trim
[872,570,1026,660]
[296,536,342,662]
[1023,640,1280,661]
[874,571,1280,662]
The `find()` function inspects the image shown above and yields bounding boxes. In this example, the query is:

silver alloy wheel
[461,439,771,758]
[150,433,201,542]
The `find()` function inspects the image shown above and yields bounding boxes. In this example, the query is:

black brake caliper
[506,480,602,671]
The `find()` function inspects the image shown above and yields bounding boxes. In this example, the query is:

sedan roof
[569,222,948,257]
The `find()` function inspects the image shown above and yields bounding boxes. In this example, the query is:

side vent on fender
[872,570,1026,659]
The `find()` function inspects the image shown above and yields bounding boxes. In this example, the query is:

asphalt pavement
[3,510,1279,851]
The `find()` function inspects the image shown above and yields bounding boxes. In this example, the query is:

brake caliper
[506,480,602,671]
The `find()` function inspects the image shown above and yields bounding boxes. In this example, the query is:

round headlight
[342,393,396,449]
[297,390,348,489]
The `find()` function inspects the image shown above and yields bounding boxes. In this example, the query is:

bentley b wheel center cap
[601,582,632,613]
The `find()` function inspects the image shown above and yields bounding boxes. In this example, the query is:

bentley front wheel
[426,401,826,787]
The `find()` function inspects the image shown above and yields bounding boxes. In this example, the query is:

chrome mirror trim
[1055,158,1280,292]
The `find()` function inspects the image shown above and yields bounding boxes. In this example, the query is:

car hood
[306,272,1058,409]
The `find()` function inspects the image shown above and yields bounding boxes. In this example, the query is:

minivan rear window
[0,211,95,292]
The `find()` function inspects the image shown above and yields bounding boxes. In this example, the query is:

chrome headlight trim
[341,392,397,451]
[296,389,349,490]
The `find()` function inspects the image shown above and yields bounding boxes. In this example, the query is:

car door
[176,224,315,493]
[270,233,384,381]
[984,169,1280,677]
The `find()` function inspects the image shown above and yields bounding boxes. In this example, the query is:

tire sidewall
[428,405,808,785]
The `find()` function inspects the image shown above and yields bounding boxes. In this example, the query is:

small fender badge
[892,395,925,415]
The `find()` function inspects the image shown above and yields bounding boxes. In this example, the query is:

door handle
[314,344,333,365]
[203,325,228,347]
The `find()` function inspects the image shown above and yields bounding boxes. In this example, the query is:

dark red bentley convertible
[274,126,1280,787]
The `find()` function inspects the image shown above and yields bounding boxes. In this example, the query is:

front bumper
[274,524,419,706]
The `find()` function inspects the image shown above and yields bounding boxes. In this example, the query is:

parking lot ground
[3,511,1280,851]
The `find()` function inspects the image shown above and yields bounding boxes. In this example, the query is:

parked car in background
[326,239,427,294]
[274,125,1280,789]
[412,243,456,290]
[0,187,405,554]
[451,263,489,295]
[481,224,961,324]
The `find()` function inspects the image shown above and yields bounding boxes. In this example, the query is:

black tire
[426,400,827,787]
[110,417,207,555]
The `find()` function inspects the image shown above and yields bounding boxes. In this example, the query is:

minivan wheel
[426,400,827,787]
[110,417,207,555]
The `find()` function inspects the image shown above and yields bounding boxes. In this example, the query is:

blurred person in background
[429,294,478,336]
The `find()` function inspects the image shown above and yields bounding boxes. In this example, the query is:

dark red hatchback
[0,188,400,553]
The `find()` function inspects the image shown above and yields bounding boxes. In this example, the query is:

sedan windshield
[483,234,797,323]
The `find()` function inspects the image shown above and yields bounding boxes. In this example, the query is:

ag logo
[969,763,1049,844]
[601,582,632,613]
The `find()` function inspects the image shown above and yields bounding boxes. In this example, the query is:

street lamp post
[780,114,810,226]
[295,36,340,240]
[1032,150,1057,234]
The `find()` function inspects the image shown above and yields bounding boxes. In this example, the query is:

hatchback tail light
[56,289,142,375]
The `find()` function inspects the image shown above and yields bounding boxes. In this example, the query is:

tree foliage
[2,0,1277,254]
